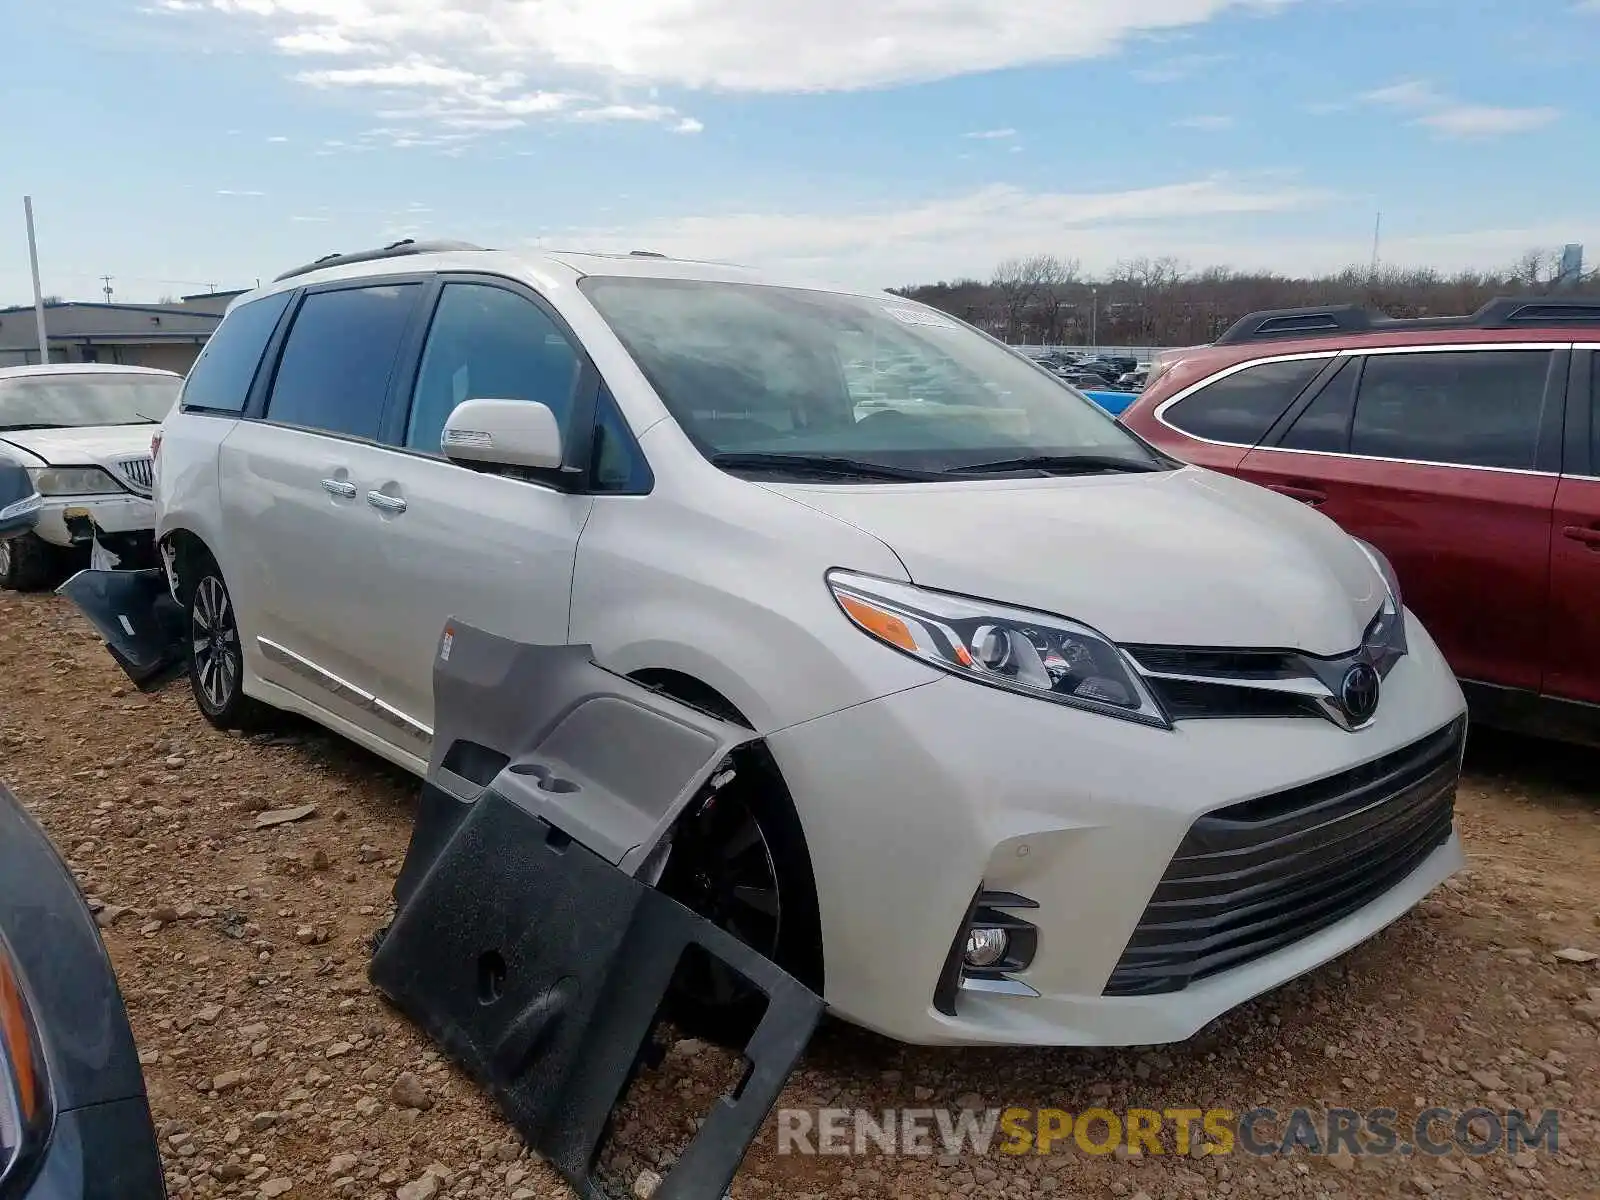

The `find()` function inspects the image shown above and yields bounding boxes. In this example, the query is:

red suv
[1120,297,1600,744]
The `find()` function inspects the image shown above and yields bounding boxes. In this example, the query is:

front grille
[116,455,154,493]
[1145,677,1322,721]
[1103,717,1463,996]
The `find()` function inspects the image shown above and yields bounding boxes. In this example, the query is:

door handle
[367,491,407,514]
[320,478,357,499]
[1563,525,1600,548]
[1268,483,1327,505]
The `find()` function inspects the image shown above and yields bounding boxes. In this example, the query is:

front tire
[657,757,823,1045]
[186,566,262,729]
[0,533,62,592]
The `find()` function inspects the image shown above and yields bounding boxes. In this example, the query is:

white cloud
[1416,105,1560,138]
[266,134,289,142]
[168,0,1297,141]
[672,117,705,134]
[1172,114,1235,130]
[1133,52,1230,83]
[531,176,1332,286]
[1362,79,1561,139]
[216,188,266,196]
[963,128,1017,140]
[572,103,678,123]
[1360,79,1442,108]
[191,1,1296,92]
[296,58,491,89]
[275,28,373,55]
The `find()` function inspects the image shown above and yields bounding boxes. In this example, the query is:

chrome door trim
[258,636,433,747]
[321,478,358,499]
[367,490,407,513]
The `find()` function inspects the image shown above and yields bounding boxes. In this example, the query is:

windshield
[579,277,1161,475]
[0,373,180,431]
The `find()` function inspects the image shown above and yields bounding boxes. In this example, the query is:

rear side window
[1164,358,1325,445]
[1350,350,1550,470]
[265,284,420,440]
[180,292,292,414]
[1278,358,1359,453]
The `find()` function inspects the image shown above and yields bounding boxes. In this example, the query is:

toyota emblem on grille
[1340,663,1381,723]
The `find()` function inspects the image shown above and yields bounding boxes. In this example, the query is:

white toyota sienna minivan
[146,240,1466,1047]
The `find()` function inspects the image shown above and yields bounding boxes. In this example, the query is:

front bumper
[33,494,155,549]
[767,611,1467,1046]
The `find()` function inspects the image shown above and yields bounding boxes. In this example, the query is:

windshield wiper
[709,452,947,482]
[0,423,65,433]
[946,453,1166,477]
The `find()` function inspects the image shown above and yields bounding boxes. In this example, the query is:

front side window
[1163,358,1326,446]
[579,277,1160,476]
[265,284,420,440]
[181,291,292,414]
[405,283,581,455]
[1350,350,1550,470]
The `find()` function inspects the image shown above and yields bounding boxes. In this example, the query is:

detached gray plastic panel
[427,619,755,872]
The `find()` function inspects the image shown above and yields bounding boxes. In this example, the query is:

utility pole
[1090,287,1099,350]
[1369,212,1382,280]
[101,275,115,304]
[23,196,48,365]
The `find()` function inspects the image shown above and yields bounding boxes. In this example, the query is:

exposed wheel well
[159,529,218,606]
[628,667,825,994]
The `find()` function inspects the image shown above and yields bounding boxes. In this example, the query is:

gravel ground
[3,586,1599,1200]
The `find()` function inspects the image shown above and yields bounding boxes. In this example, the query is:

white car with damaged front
[144,244,1467,1047]
[0,364,178,590]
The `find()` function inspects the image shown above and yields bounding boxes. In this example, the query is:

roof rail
[628,249,667,258]
[1213,295,1600,346]
[273,238,488,283]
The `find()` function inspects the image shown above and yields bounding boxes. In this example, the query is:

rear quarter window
[1163,357,1327,445]
[180,291,293,414]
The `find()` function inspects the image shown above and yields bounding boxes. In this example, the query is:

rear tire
[185,561,265,730]
[0,533,61,592]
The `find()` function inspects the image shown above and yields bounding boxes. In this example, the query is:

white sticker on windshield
[883,304,956,330]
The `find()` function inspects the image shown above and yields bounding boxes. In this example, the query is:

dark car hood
[0,784,150,1112]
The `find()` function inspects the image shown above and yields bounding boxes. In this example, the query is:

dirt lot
[2,587,1599,1200]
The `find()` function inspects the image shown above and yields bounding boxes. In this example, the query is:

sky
[1,0,1596,304]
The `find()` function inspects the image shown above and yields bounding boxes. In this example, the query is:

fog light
[963,927,1009,969]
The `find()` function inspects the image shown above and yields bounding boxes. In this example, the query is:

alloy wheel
[661,789,783,1006]
[191,575,239,713]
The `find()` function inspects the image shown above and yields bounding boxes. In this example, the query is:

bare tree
[992,255,1060,342]
[901,247,1598,347]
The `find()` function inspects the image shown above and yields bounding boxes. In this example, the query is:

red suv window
[1162,357,1327,445]
[1275,350,1550,470]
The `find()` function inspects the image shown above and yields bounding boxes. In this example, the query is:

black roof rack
[628,249,668,258]
[273,238,488,283]
[1214,295,1600,346]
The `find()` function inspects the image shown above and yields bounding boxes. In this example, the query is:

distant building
[0,292,242,371]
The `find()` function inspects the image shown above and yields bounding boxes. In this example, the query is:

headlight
[0,935,52,1189]
[1352,539,1407,675]
[1353,538,1402,614]
[27,466,122,496]
[827,570,1170,728]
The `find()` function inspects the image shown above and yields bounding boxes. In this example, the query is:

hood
[764,466,1385,655]
[0,423,157,466]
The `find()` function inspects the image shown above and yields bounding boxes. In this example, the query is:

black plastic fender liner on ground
[56,568,187,690]
[374,618,825,1198]
[370,789,824,1200]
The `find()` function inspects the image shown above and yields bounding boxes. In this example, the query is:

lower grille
[1103,717,1463,996]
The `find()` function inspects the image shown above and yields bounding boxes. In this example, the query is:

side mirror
[0,453,42,541]
[441,399,564,471]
